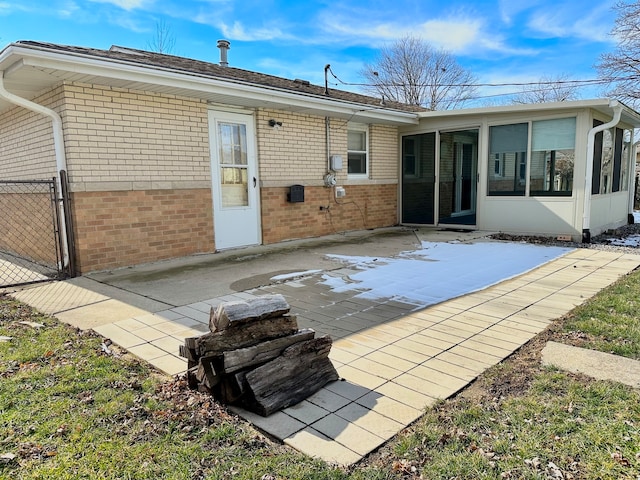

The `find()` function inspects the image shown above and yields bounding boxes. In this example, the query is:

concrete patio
[5,229,640,465]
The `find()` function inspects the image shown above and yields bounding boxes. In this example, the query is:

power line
[327,65,627,89]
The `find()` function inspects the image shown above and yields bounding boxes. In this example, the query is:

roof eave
[0,43,419,125]
[416,98,640,127]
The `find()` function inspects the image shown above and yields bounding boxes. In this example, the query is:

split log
[194,355,220,389]
[185,314,299,358]
[215,328,315,374]
[210,294,290,332]
[243,336,339,416]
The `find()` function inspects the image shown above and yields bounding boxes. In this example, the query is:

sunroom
[398,99,640,241]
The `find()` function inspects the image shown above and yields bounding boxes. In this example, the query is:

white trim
[347,123,369,179]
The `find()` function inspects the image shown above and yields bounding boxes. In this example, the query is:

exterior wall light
[268,119,283,129]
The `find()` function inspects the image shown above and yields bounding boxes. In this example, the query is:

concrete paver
[542,341,640,388]
[6,232,640,467]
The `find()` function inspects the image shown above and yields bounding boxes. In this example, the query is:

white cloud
[217,20,286,42]
[0,2,32,14]
[526,2,615,42]
[414,18,483,52]
[497,0,538,25]
[58,0,80,18]
[87,0,151,11]
[319,13,536,58]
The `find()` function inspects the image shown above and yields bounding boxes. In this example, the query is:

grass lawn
[2,266,640,479]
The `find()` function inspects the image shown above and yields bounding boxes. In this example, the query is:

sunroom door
[208,111,261,250]
[401,133,436,224]
[438,129,478,226]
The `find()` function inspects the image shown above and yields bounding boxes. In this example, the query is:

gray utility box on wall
[288,185,305,203]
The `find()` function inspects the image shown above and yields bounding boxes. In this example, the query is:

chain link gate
[0,174,73,287]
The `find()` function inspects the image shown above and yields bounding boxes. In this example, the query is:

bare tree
[597,1,640,107]
[511,74,581,104]
[360,36,478,110]
[147,19,176,54]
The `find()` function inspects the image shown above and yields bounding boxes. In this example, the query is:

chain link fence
[0,179,65,287]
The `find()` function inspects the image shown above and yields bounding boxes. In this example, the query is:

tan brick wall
[256,109,399,187]
[261,184,397,244]
[61,82,211,190]
[369,124,399,180]
[0,191,59,267]
[71,189,214,272]
[256,109,328,187]
[0,86,62,180]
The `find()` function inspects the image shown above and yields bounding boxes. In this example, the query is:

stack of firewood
[179,294,338,416]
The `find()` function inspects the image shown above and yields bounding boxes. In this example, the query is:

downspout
[582,100,623,243]
[627,130,636,225]
[0,71,70,270]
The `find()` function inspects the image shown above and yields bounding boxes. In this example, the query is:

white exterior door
[208,111,261,250]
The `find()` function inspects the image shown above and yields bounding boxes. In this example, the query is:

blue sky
[0,0,621,105]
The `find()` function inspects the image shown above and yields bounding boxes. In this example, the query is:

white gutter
[582,99,623,242]
[0,70,70,270]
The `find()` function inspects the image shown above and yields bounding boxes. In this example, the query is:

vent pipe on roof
[217,39,230,67]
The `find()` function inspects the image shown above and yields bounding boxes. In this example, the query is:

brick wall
[61,82,211,189]
[71,189,214,272]
[261,184,397,244]
[0,191,59,267]
[0,86,61,180]
[256,109,399,186]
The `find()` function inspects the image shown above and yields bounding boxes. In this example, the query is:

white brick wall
[256,109,399,187]
[62,83,211,190]
[0,87,61,180]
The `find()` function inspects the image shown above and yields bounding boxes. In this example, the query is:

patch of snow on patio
[322,241,572,307]
[270,269,322,282]
[634,210,640,224]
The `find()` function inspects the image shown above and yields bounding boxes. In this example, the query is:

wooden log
[194,358,218,389]
[243,336,339,416]
[196,314,298,357]
[212,371,248,404]
[186,366,199,390]
[210,294,290,332]
[217,328,315,374]
[179,344,198,362]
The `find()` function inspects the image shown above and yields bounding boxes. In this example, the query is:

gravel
[489,220,640,255]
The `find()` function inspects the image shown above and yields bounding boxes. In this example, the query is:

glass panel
[402,133,435,224]
[530,118,575,196]
[488,124,527,196]
[439,130,478,225]
[348,130,366,151]
[220,167,248,207]
[600,129,614,194]
[621,130,631,191]
[612,127,624,192]
[348,152,366,174]
[218,122,247,166]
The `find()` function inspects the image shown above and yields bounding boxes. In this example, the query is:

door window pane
[488,123,527,196]
[220,167,248,207]
[530,118,575,196]
[219,123,247,166]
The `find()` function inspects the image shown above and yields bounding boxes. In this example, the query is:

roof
[415,98,640,128]
[0,41,422,125]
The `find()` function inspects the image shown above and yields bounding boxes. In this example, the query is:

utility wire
[327,65,632,89]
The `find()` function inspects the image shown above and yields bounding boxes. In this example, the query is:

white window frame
[347,123,369,178]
